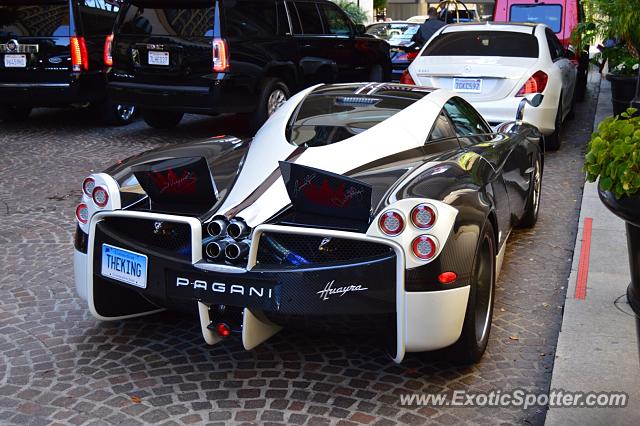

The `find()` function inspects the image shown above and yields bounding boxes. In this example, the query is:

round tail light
[75,203,89,224]
[92,186,109,208]
[411,204,436,229]
[82,177,95,197]
[379,210,405,236]
[412,235,437,260]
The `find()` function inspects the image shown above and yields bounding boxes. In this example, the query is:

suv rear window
[287,90,426,147]
[510,4,562,33]
[118,0,213,37]
[422,31,539,58]
[78,0,119,37]
[0,1,69,37]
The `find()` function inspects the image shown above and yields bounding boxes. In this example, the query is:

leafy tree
[332,0,368,24]
[374,0,388,11]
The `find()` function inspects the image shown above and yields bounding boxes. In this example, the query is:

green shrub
[332,0,367,24]
[585,108,640,198]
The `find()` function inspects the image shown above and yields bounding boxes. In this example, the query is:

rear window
[422,31,539,58]
[286,91,425,147]
[510,4,562,33]
[118,0,213,37]
[0,1,69,37]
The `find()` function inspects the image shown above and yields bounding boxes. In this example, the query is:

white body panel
[407,23,577,134]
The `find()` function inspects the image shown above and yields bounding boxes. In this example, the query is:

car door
[315,1,359,82]
[545,27,576,118]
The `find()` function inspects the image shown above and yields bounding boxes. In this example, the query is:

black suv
[0,0,135,124]
[107,0,391,129]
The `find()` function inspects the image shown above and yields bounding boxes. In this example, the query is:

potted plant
[604,46,640,116]
[585,107,640,360]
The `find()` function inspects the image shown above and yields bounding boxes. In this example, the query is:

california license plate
[101,244,148,288]
[148,51,169,66]
[4,54,26,68]
[453,77,482,93]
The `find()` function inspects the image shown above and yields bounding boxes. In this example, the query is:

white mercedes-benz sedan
[402,22,577,150]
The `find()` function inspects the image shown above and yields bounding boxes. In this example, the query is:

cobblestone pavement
[0,76,600,426]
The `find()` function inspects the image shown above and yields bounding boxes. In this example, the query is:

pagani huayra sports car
[74,83,544,364]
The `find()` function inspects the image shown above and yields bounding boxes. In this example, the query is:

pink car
[493,0,588,101]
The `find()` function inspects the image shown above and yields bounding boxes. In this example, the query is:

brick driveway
[0,76,600,426]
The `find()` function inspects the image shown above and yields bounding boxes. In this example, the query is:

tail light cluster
[399,69,416,85]
[516,71,548,96]
[203,217,250,263]
[70,36,88,72]
[75,176,112,224]
[378,203,438,261]
[212,38,229,72]
[104,34,114,66]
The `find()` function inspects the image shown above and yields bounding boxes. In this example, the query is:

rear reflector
[215,323,231,337]
[71,36,88,72]
[516,71,548,96]
[212,38,229,72]
[438,271,458,284]
[400,69,415,85]
[104,34,113,67]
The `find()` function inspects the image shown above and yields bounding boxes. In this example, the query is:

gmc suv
[0,0,136,124]
[107,0,392,129]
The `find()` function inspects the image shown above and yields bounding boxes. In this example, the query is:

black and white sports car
[74,83,544,364]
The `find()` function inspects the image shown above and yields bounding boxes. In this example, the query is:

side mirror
[515,94,544,122]
[355,24,366,36]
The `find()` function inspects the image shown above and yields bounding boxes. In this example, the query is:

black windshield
[422,30,539,58]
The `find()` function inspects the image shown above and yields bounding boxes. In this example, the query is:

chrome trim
[193,262,246,274]
[0,83,69,88]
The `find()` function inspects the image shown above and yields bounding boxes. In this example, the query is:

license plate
[4,54,26,68]
[453,77,482,93]
[148,51,169,66]
[101,244,148,289]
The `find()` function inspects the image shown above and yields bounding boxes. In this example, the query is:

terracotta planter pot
[606,74,640,117]
[598,185,640,364]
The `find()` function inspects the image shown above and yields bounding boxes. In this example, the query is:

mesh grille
[256,232,392,268]
[100,217,192,260]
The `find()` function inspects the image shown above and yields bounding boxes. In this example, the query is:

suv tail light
[400,69,415,85]
[104,34,113,66]
[516,71,548,96]
[71,36,88,72]
[212,38,229,72]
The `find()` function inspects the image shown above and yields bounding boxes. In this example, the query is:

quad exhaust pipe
[205,241,229,260]
[227,219,250,240]
[207,218,228,238]
[225,242,249,262]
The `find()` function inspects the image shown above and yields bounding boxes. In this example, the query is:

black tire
[518,153,542,228]
[545,101,563,151]
[100,102,137,126]
[142,109,184,129]
[249,78,289,131]
[0,106,31,122]
[446,221,496,365]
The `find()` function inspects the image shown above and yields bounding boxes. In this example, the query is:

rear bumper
[75,211,469,362]
[0,74,106,107]
[107,76,257,114]
[470,96,558,135]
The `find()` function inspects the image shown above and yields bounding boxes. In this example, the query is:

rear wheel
[100,102,137,126]
[446,221,496,365]
[545,101,563,151]
[518,154,542,228]
[0,106,31,122]
[249,78,289,131]
[142,109,184,129]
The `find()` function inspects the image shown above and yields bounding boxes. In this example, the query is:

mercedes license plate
[453,77,482,93]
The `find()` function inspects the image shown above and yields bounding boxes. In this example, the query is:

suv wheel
[0,106,31,122]
[249,78,289,131]
[100,102,137,126]
[142,110,184,129]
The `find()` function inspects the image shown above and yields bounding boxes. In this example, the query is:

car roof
[441,21,540,35]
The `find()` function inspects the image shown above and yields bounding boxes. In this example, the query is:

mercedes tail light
[411,204,436,229]
[412,235,437,260]
[400,69,415,85]
[516,71,548,96]
[379,210,405,236]
[75,203,89,224]
[92,186,109,208]
[104,34,113,66]
[71,36,88,72]
[212,38,229,72]
[82,177,95,197]
[406,51,419,62]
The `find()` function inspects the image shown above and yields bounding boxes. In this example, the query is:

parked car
[403,22,577,150]
[0,0,136,125]
[365,21,421,81]
[107,0,392,130]
[493,0,589,101]
[73,82,545,364]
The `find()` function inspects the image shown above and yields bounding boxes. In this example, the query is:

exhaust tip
[227,219,250,240]
[205,241,227,259]
[225,242,249,261]
[207,219,228,238]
